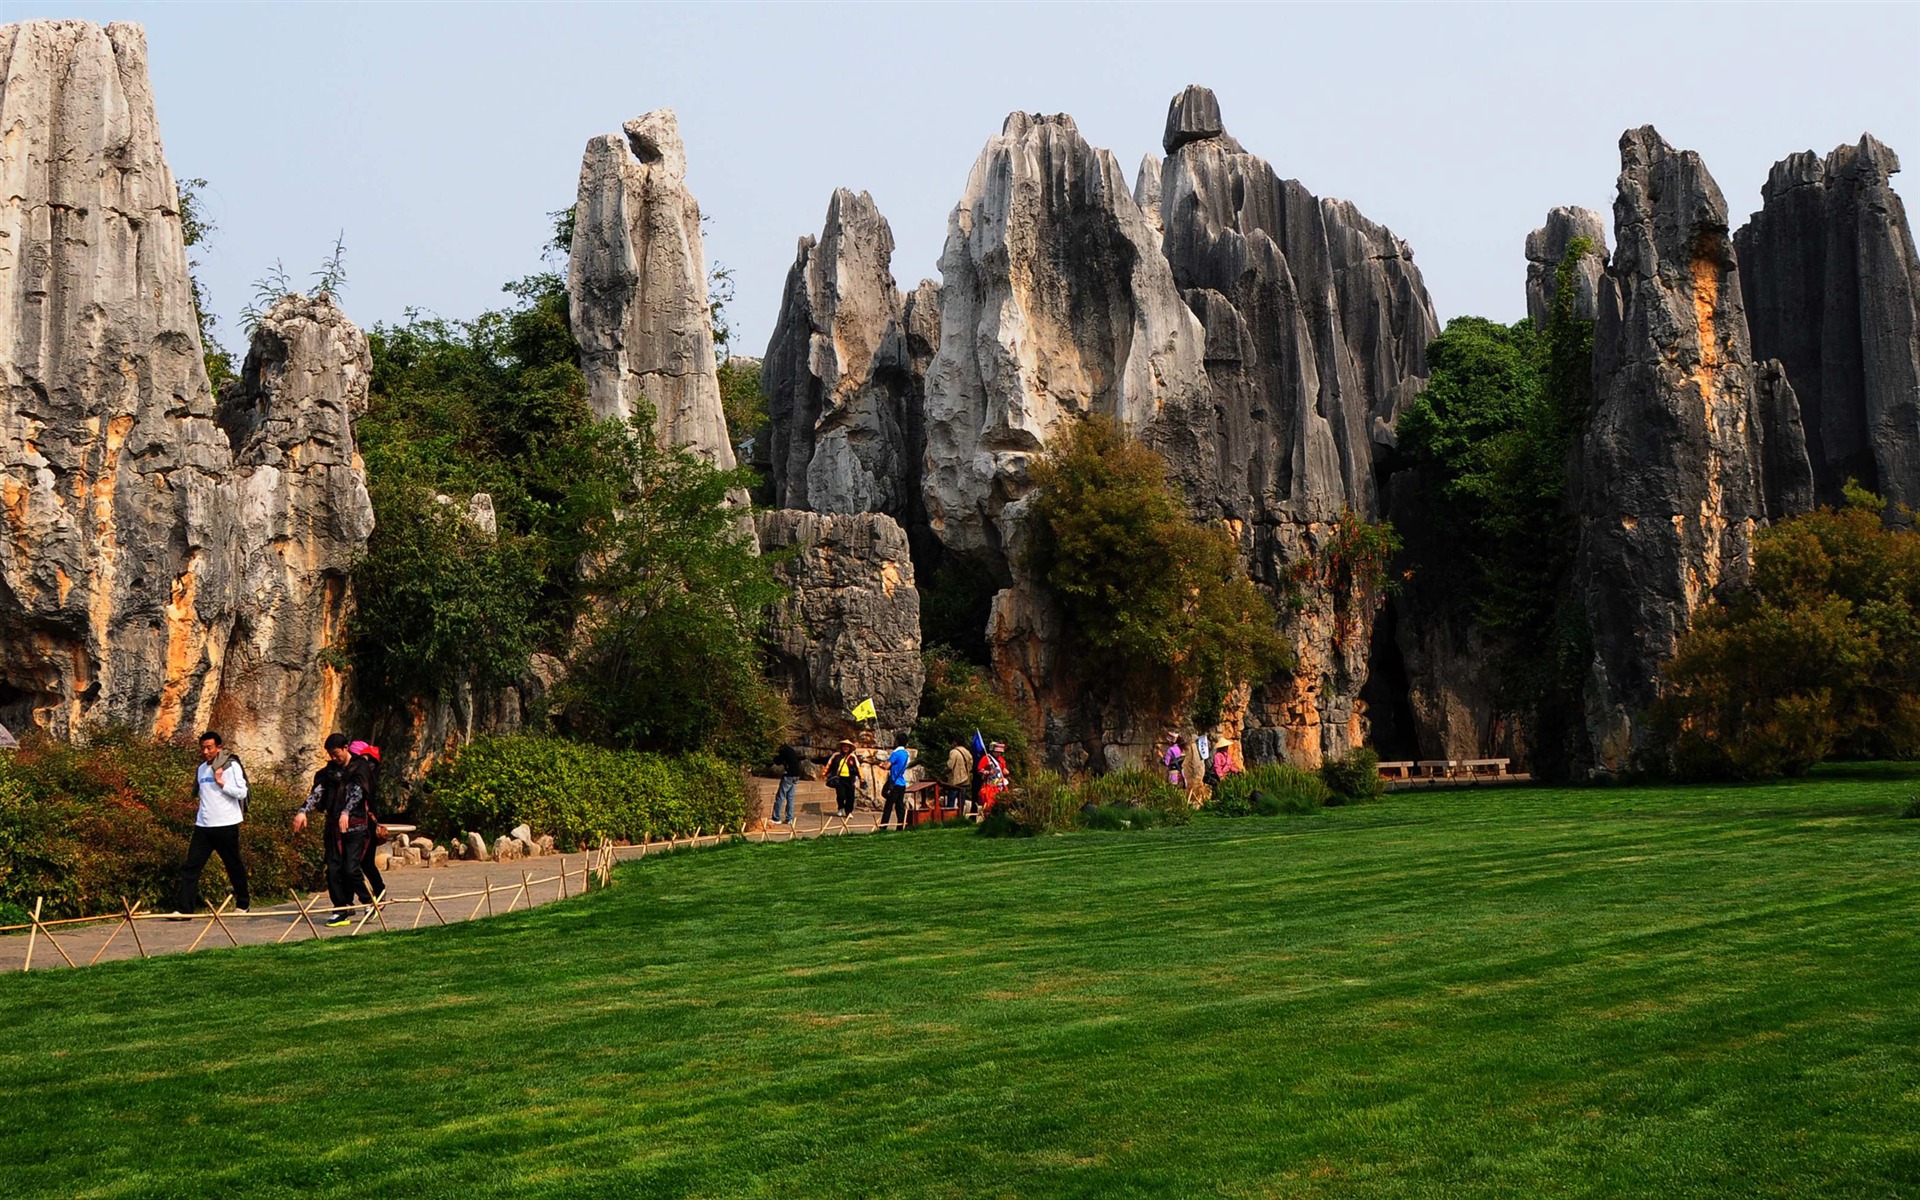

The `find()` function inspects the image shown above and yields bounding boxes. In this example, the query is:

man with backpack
[169,731,250,916]
[293,733,374,927]
[770,742,804,825]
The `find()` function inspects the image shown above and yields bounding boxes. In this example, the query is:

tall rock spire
[0,21,230,739]
[1525,207,1609,329]
[0,21,376,765]
[567,109,736,468]
[1735,135,1920,511]
[762,189,935,521]
[1157,84,1438,764]
[1577,126,1813,771]
[921,110,1211,569]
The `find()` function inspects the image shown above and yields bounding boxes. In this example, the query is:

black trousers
[326,827,370,916]
[357,843,385,905]
[177,824,249,912]
[881,782,907,828]
[832,781,856,816]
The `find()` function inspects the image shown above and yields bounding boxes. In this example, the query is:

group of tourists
[171,730,387,928]
[1161,729,1242,792]
[768,731,1012,828]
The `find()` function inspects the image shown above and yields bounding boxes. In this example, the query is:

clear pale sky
[19,2,1920,359]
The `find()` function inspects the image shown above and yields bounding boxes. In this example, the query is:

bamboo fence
[0,819,812,974]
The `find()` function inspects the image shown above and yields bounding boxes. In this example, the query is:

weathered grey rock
[1158,86,1438,763]
[1162,84,1239,155]
[1525,207,1610,329]
[215,294,375,768]
[568,109,735,467]
[535,834,554,856]
[755,510,922,742]
[1577,127,1811,771]
[1134,154,1163,233]
[923,110,1211,568]
[1754,360,1816,519]
[492,835,519,863]
[0,22,375,771]
[0,20,229,741]
[466,832,490,862]
[1735,135,1920,511]
[763,190,931,521]
[1160,86,1437,513]
[509,823,533,846]
[428,846,448,868]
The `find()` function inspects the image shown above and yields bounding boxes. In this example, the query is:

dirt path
[0,803,903,973]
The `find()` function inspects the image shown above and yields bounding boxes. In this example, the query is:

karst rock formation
[1154,85,1439,766]
[568,109,736,468]
[922,109,1212,570]
[9,20,1918,783]
[1525,206,1610,329]
[1735,135,1920,512]
[763,189,938,522]
[214,294,376,766]
[0,20,374,768]
[756,510,924,744]
[1576,126,1814,771]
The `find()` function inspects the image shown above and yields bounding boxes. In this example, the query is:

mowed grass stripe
[3,766,1918,1198]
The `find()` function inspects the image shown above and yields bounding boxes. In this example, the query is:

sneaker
[325,915,353,928]
[235,907,250,914]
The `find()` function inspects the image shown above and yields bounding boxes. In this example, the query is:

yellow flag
[851,698,877,722]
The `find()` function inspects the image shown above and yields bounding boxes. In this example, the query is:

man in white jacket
[171,731,251,915]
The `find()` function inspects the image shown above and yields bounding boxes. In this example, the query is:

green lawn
[4,768,1919,1198]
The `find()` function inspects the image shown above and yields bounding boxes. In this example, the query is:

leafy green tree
[913,652,1030,776]
[716,356,766,451]
[1024,415,1292,718]
[355,270,610,704]
[1394,240,1599,769]
[1652,487,1920,779]
[548,422,786,761]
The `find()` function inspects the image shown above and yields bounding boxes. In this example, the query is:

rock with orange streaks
[1576,126,1814,772]
[0,20,233,740]
[0,21,376,771]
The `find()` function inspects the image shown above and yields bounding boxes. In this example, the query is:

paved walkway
[0,803,904,973]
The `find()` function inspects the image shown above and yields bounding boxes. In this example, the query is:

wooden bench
[1460,758,1512,778]
[1414,760,1458,779]
[1376,761,1415,780]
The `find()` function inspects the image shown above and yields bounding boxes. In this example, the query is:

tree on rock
[1023,416,1291,722]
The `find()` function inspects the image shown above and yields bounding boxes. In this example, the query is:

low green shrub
[1319,748,1384,805]
[0,730,320,921]
[418,735,747,849]
[1208,762,1332,816]
[979,771,1079,837]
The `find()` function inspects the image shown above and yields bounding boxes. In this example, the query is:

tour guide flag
[850,698,877,722]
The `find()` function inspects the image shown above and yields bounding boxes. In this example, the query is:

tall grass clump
[1209,762,1333,816]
